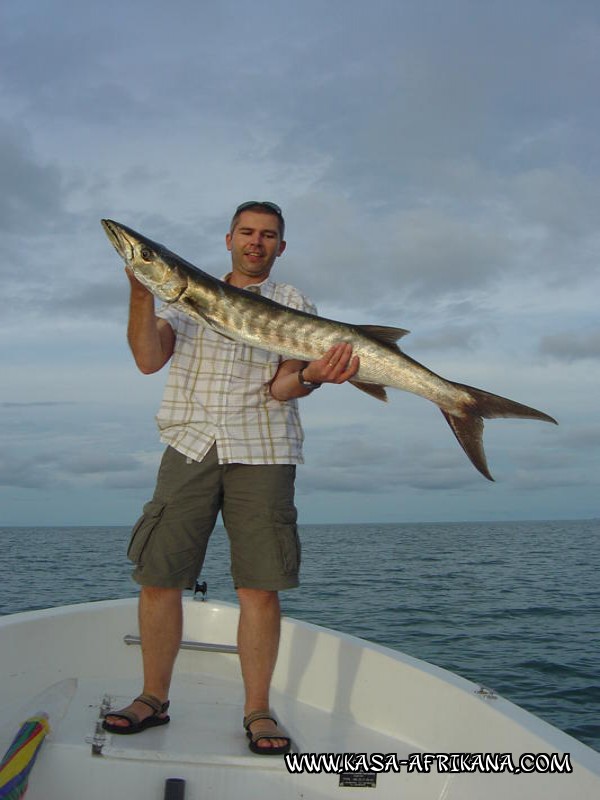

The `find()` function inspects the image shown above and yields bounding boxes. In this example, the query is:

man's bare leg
[237,587,288,750]
[104,586,182,728]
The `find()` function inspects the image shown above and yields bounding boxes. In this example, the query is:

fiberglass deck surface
[50,670,417,766]
[21,670,443,800]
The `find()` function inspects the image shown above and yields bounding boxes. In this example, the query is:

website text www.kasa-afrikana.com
[284,750,573,775]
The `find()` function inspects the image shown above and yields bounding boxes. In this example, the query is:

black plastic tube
[163,777,186,800]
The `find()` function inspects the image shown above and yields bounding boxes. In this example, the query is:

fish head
[101,219,187,302]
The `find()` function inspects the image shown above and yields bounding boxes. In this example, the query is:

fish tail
[441,383,558,481]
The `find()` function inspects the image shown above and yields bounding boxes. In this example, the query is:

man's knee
[237,587,280,611]
[140,585,183,605]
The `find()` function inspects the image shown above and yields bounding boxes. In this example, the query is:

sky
[1,0,599,526]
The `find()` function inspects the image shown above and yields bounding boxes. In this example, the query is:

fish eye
[140,247,153,262]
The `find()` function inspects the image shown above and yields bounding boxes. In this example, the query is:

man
[103,202,358,754]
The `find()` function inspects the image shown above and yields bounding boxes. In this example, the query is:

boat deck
[29,667,442,799]
[2,598,598,799]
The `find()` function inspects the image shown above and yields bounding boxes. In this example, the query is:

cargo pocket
[274,510,301,575]
[127,501,166,564]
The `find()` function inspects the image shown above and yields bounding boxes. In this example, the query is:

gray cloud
[0,455,60,490]
[104,470,157,491]
[299,425,483,495]
[3,1,598,319]
[565,426,600,449]
[0,449,155,491]
[0,122,68,235]
[61,453,140,476]
[54,281,127,320]
[539,329,600,362]
[0,401,78,408]
[509,469,595,492]
[410,323,484,353]
[0,0,598,524]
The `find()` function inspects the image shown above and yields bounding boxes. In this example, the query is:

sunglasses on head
[234,201,283,217]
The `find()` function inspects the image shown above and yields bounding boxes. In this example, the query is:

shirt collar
[222,273,275,294]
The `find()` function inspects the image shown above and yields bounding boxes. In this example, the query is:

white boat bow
[1,598,598,799]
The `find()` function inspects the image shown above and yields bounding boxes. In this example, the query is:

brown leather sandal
[243,709,291,756]
[102,693,170,735]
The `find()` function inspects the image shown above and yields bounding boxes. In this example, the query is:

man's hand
[302,343,359,385]
[126,266,175,374]
[269,343,359,401]
[125,266,153,298]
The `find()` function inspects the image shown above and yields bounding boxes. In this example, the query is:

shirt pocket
[230,344,281,386]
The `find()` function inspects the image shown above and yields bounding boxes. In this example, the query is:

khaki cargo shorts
[127,445,300,591]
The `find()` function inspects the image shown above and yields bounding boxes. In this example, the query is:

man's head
[226,201,287,286]
[229,201,285,240]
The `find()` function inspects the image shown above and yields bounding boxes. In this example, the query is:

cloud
[61,453,140,475]
[0,0,598,525]
[54,281,127,320]
[0,455,58,490]
[3,1,597,326]
[509,469,595,492]
[281,155,600,320]
[0,397,163,493]
[0,401,78,409]
[299,422,484,495]
[565,425,600,449]
[539,329,600,362]
[0,448,158,491]
[0,121,68,235]
[410,323,483,352]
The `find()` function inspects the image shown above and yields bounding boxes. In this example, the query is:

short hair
[230,201,285,239]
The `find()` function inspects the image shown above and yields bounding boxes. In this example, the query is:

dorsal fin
[357,325,410,352]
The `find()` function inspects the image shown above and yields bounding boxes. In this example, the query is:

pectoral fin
[349,381,388,401]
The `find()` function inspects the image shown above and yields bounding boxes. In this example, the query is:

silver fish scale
[205,288,455,402]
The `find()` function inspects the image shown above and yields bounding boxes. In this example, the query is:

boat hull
[1,598,598,799]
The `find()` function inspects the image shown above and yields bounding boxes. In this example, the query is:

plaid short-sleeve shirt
[155,276,317,465]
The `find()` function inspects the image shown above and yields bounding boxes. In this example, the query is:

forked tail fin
[441,383,558,481]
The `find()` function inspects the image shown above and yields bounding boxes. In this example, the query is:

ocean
[0,520,598,752]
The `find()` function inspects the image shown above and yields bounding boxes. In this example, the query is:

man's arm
[126,268,175,374]
[269,343,359,401]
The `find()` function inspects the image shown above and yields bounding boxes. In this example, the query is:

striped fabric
[155,277,317,464]
[0,715,49,799]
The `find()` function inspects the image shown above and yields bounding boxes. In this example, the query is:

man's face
[226,210,286,283]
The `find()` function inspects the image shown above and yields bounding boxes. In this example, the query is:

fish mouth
[101,219,132,260]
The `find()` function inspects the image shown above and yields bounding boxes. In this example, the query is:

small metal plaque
[339,772,377,788]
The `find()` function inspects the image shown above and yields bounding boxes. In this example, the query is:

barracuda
[102,218,557,480]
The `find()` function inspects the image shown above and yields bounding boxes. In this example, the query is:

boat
[1,596,598,798]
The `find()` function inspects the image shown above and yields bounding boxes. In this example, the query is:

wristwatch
[298,368,322,391]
